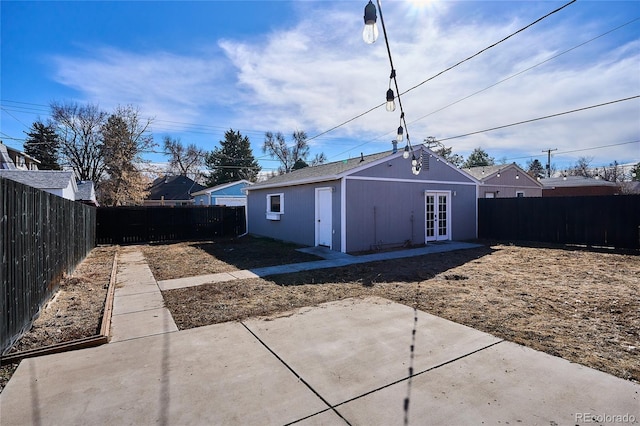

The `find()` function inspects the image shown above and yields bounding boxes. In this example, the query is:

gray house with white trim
[246,147,479,253]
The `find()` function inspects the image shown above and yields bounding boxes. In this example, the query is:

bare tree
[569,156,593,177]
[100,105,155,205]
[163,136,205,181]
[599,161,624,182]
[263,130,324,174]
[51,101,108,184]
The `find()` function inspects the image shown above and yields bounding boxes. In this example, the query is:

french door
[425,192,450,242]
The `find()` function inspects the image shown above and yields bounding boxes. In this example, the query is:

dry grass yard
[2,236,638,394]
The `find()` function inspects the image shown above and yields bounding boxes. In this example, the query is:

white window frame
[266,193,284,220]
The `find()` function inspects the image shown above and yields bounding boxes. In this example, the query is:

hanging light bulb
[362,0,379,44]
[386,89,396,112]
[411,154,418,167]
[516,172,520,179]
[396,126,404,142]
[412,166,420,175]
[402,145,410,159]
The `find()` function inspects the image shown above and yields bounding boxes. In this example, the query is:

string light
[362,0,379,44]
[362,0,420,173]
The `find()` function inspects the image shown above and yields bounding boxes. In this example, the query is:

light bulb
[386,89,396,112]
[412,166,420,175]
[411,155,418,167]
[396,126,404,142]
[402,145,410,159]
[363,1,379,44]
[516,174,520,179]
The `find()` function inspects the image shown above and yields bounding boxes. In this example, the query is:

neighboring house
[0,141,41,170]
[0,170,77,201]
[464,163,543,198]
[246,147,480,253]
[144,175,205,206]
[541,176,621,197]
[76,181,99,206]
[191,179,252,206]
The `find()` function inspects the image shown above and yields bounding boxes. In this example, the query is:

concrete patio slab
[0,323,329,426]
[335,340,640,425]
[243,297,502,406]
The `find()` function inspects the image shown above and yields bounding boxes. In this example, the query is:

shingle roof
[191,179,251,196]
[0,170,75,189]
[249,151,394,190]
[540,176,619,188]
[147,175,205,200]
[76,181,95,200]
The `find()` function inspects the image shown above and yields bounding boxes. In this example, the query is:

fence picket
[478,195,640,249]
[96,206,245,244]
[0,177,96,354]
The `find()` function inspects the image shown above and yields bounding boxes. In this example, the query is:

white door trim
[425,191,451,242]
[315,187,333,248]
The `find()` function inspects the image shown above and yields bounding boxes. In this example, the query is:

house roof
[0,170,76,190]
[191,179,252,196]
[147,175,205,200]
[0,143,17,169]
[248,151,397,190]
[464,163,543,187]
[540,176,619,188]
[76,181,95,199]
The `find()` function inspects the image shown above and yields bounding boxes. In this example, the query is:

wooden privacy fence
[478,195,640,249]
[0,177,96,354]
[96,205,246,244]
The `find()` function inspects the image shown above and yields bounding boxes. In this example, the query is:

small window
[485,192,495,199]
[266,193,284,219]
[516,191,525,198]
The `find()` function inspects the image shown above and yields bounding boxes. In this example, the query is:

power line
[308,0,578,143]
[408,17,640,126]
[438,95,639,142]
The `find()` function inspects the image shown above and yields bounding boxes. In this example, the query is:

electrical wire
[437,95,639,142]
[308,0,579,143]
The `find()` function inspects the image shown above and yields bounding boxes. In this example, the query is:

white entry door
[315,188,332,248]
[425,192,450,242]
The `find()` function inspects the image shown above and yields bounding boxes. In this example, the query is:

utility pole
[542,148,557,178]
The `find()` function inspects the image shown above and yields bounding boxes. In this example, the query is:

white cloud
[49,1,639,169]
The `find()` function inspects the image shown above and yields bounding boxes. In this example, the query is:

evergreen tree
[526,159,545,179]
[205,129,260,186]
[631,162,640,181]
[23,121,61,170]
[462,147,495,168]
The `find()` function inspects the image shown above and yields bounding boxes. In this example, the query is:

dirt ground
[1,237,638,394]
[155,238,640,383]
[0,245,117,392]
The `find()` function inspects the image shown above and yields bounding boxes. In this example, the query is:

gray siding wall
[247,180,342,248]
[344,178,477,253]
[481,168,542,198]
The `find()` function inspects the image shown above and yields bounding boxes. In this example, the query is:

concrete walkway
[158,241,482,291]
[1,244,639,425]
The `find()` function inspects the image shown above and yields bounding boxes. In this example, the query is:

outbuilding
[246,147,479,253]
[191,179,252,206]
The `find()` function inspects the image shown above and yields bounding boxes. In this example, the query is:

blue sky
[1,0,639,176]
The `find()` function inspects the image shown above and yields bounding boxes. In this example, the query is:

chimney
[392,140,398,154]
